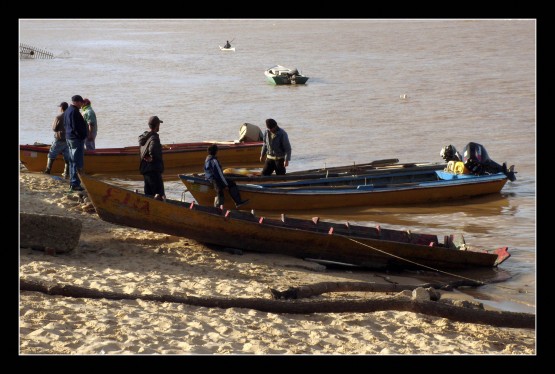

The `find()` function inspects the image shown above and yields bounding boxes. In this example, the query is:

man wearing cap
[64,95,88,192]
[43,102,70,178]
[138,116,166,200]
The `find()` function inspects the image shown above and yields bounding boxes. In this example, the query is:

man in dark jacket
[139,116,166,200]
[205,143,248,209]
[64,95,88,192]
[260,118,292,176]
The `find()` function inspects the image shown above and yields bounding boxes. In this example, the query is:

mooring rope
[345,236,526,293]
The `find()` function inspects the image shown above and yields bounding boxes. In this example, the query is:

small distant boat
[219,46,235,52]
[264,65,309,85]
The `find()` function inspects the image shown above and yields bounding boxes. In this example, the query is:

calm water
[19,19,536,314]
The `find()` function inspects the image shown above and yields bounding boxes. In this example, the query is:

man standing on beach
[43,101,70,178]
[81,98,98,150]
[64,95,88,192]
[260,118,292,176]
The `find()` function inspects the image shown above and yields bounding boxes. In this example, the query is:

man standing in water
[64,95,88,192]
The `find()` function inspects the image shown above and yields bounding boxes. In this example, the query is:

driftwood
[20,279,535,329]
[269,281,484,300]
[20,212,82,254]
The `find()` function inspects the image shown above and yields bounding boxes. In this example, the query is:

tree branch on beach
[20,278,535,330]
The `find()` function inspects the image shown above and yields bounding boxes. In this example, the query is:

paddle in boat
[220,159,444,182]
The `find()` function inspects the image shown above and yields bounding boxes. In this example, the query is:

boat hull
[79,173,508,270]
[265,74,309,85]
[20,141,262,174]
[180,172,509,211]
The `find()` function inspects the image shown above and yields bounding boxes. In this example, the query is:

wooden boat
[19,141,262,174]
[264,65,309,85]
[179,167,513,211]
[79,173,510,270]
[219,46,235,51]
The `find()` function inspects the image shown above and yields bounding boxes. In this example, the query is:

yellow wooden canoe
[20,141,262,174]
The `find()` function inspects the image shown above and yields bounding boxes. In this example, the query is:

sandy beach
[18,171,536,355]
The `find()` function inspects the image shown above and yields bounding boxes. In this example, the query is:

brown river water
[19,19,536,314]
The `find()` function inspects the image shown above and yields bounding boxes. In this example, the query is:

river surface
[19,19,536,314]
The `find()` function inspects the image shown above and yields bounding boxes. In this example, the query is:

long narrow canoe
[179,169,511,211]
[79,173,510,270]
[20,141,262,174]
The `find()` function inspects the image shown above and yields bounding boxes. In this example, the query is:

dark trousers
[211,179,242,207]
[143,172,165,197]
[262,158,286,176]
[67,138,85,188]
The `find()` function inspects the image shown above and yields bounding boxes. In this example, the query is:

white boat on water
[264,65,309,85]
[219,46,235,52]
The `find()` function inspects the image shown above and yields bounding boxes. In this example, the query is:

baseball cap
[148,116,163,127]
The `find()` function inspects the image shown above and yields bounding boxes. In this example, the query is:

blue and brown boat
[179,163,515,212]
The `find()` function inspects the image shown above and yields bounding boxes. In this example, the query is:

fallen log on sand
[20,279,535,329]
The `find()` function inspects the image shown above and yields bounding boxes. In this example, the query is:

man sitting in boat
[224,40,231,49]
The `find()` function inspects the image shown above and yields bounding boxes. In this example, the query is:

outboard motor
[462,142,516,181]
